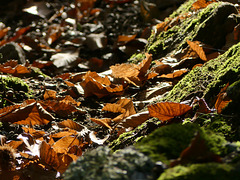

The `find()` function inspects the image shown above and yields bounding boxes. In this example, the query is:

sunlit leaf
[43,90,57,100]
[148,102,192,121]
[80,71,123,98]
[52,136,83,154]
[0,100,55,125]
[58,119,85,131]
[159,69,188,79]
[215,83,232,114]
[187,40,207,61]
[119,111,150,128]
[191,0,217,10]
[90,118,112,129]
[22,127,46,139]
[39,141,60,170]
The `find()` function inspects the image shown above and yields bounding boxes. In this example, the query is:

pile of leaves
[0,0,240,179]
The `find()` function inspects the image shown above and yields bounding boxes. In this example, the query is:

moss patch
[134,123,227,164]
[158,163,238,180]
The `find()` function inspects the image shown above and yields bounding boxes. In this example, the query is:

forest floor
[1,0,240,180]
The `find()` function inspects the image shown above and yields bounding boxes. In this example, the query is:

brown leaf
[51,130,77,139]
[110,53,152,86]
[119,111,150,128]
[90,118,112,129]
[0,100,55,125]
[117,34,137,45]
[215,83,232,114]
[148,102,192,122]
[191,0,217,10]
[0,27,10,39]
[159,69,188,79]
[22,127,46,140]
[0,60,31,76]
[187,40,207,61]
[43,90,57,100]
[52,136,83,154]
[39,141,60,170]
[58,119,85,131]
[80,71,123,98]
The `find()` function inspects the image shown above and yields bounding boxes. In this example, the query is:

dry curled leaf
[187,40,207,61]
[215,83,232,114]
[80,71,123,98]
[191,0,217,10]
[58,119,85,131]
[110,53,152,86]
[148,102,192,122]
[0,100,55,125]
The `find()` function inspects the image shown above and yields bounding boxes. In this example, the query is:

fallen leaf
[43,90,57,100]
[215,83,232,114]
[58,119,85,131]
[22,127,46,140]
[90,118,112,129]
[0,100,55,125]
[148,102,192,122]
[187,40,207,61]
[0,27,10,39]
[39,141,60,170]
[159,69,188,79]
[52,136,83,154]
[80,71,123,98]
[119,111,150,128]
[191,0,217,10]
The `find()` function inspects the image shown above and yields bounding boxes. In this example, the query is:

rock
[0,42,26,64]
[63,146,156,180]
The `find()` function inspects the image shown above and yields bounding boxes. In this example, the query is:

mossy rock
[146,1,238,59]
[158,163,239,180]
[134,123,227,164]
[63,146,156,180]
[164,42,240,104]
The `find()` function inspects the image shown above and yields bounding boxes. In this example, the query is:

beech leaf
[148,102,192,121]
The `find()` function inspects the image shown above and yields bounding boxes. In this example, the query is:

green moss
[158,163,238,180]
[0,75,29,92]
[163,42,240,103]
[135,123,227,164]
[109,118,161,151]
[128,52,146,64]
[169,0,196,18]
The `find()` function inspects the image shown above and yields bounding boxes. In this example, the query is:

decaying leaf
[110,53,152,86]
[80,71,123,98]
[43,90,57,100]
[215,83,232,114]
[0,100,55,125]
[187,40,207,61]
[191,0,217,10]
[148,102,192,122]
[58,119,85,131]
[90,118,112,129]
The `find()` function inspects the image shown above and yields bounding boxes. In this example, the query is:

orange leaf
[191,0,217,10]
[187,40,207,61]
[148,102,192,122]
[58,95,81,106]
[40,141,60,170]
[215,83,232,114]
[52,136,83,154]
[58,119,85,131]
[22,127,46,139]
[68,145,82,156]
[9,26,31,42]
[138,53,152,78]
[117,34,137,44]
[102,104,125,114]
[159,69,188,79]
[43,90,57,100]
[0,27,10,39]
[119,111,150,128]
[0,100,54,125]
[80,71,123,98]
[51,130,77,139]
[90,118,112,129]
